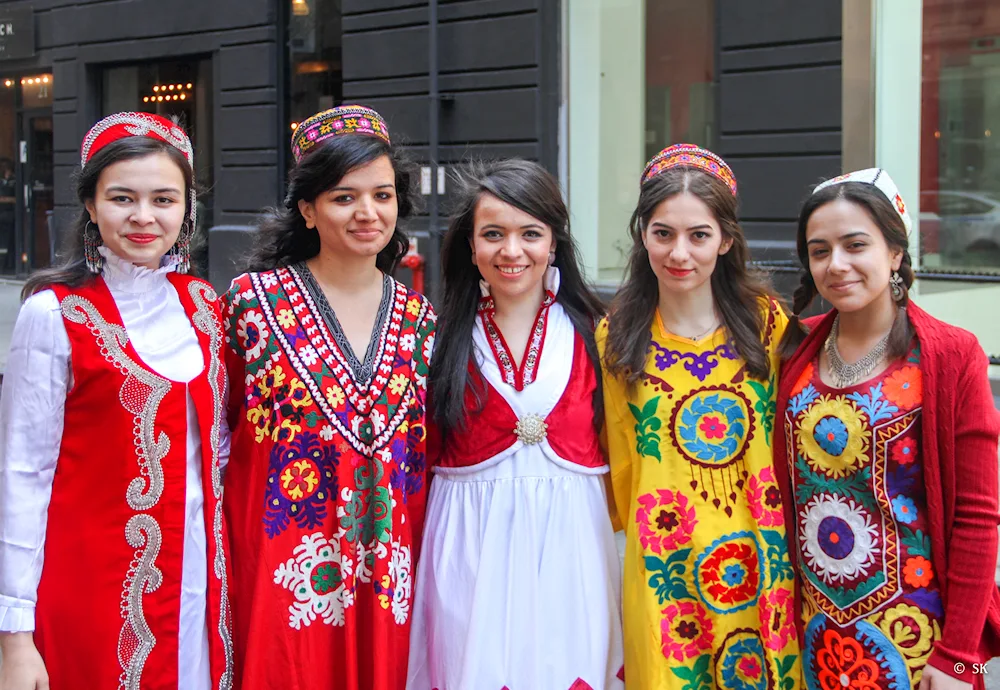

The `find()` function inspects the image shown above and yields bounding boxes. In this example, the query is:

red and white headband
[81,112,196,226]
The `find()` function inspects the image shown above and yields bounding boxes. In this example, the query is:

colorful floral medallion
[788,345,941,688]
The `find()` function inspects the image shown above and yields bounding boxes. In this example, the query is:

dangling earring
[548,252,556,266]
[84,221,103,273]
[170,222,192,274]
[889,270,905,302]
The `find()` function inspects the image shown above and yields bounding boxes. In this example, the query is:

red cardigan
[773,303,1000,683]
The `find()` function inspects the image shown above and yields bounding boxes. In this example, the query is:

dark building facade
[0,0,842,296]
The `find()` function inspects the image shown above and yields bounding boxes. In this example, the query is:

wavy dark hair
[244,135,419,273]
[778,181,914,359]
[604,167,776,384]
[22,137,195,300]
[431,159,606,438]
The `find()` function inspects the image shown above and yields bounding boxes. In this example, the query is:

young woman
[0,113,233,690]
[599,144,801,689]
[406,159,624,689]
[222,105,435,690]
[774,168,1000,690]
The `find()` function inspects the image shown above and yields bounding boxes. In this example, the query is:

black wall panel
[716,0,843,261]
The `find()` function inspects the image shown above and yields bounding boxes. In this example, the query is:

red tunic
[35,276,233,690]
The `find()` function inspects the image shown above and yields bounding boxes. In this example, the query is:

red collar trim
[478,291,555,391]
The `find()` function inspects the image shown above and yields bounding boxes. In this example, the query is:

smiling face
[805,198,903,314]
[642,191,732,297]
[297,154,398,263]
[84,152,188,269]
[470,192,554,305]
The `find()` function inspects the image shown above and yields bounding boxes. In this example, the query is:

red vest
[35,276,233,690]
[435,332,605,470]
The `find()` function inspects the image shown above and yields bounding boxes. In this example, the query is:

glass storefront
[288,0,342,138]
[568,0,715,282]
[920,0,1000,274]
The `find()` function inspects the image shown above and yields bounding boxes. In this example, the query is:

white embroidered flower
[319,425,335,442]
[272,532,346,629]
[298,345,319,366]
[355,541,374,583]
[799,494,879,585]
[389,541,412,625]
[371,409,387,435]
[399,333,416,353]
[237,310,270,361]
[260,272,278,288]
[377,447,393,466]
[422,334,436,363]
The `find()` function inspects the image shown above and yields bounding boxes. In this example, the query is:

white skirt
[407,448,625,690]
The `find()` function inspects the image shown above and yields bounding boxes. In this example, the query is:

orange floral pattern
[882,365,921,409]
[815,628,880,690]
[903,556,934,588]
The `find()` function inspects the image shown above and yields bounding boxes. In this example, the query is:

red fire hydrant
[399,247,426,294]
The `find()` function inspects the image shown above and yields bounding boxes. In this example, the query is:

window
[920,0,1000,273]
[567,0,715,282]
[288,0,342,139]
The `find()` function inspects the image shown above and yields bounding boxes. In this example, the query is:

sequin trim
[641,143,738,197]
[291,105,390,162]
[477,291,554,391]
[187,282,235,690]
[119,514,163,690]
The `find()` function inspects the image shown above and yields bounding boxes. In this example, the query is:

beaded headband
[80,112,196,228]
[291,105,391,163]
[813,168,912,235]
[641,143,738,197]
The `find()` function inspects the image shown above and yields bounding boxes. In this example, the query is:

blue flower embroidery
[722,563,746,587]
[813,416,849,455]
[891,495,918,524]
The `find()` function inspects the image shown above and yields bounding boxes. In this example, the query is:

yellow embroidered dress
[598,300,801,690]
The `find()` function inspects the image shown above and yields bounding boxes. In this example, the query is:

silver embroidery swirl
[187,282,235,690]
[118,514,163,690]
[61,295,170,510]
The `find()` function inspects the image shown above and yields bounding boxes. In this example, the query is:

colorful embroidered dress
[598,300,801,690]
[223,264,435,690]
[785,345,939,689]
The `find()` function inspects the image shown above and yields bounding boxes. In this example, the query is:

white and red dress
[0,248,233,690]
[406,274,624,690]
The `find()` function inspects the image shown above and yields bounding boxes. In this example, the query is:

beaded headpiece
[813,168,912,235]
[80,112,196,273]
[291,105,391,163]
[641,143,738,197]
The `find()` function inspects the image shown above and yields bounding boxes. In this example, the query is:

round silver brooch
[514,414,548,445]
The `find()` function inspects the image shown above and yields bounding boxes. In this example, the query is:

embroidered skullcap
[80,112,196,227]
[641,143,737,197]
[813,168,912,235]
[291,105,391,163]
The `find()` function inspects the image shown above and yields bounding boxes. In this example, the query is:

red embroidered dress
[37,276,233,690]
[785,344,940,688]
[223,265,435,690]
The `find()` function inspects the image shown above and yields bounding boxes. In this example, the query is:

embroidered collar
[99,246,178,294]
[477,267,560,391]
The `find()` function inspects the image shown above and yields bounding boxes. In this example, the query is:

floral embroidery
[747,377,776,439]
[903,556,933,588]
[714,629,773,690]
[649,340,738,382]
[891,437,918,465]
[883,365,921,409]
[699,415,726,439]
[671,386,754,467]
[694,532,763,614]
[759,589,796,652]
[877,603,940,673]
[799,494,878,585]
[795,395,870,478]
[846,382,898,424]
[263,431,340,538]
[791,363,814,397]
[629,397,662,462]
[746,467,784,527]
[238,309,271,362]
[659,600,713,662]
[636,489,697,554]
[273,532,348,629]
[891,496,918,525]
[813,628,880,690]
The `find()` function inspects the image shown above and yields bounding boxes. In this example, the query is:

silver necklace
[662,317,720,342]
[824,315,890,388]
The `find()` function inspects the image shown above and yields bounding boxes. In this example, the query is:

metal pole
[427,0,440,302]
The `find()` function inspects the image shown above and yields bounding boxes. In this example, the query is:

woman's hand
[918,664,973,690]
[0,632,48,690]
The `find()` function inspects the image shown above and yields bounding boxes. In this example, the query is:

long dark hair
[431,159,606,437]
[604,167,775,384]
[22,137,194,300]
[245,135,418,273]
[778,181,915,359]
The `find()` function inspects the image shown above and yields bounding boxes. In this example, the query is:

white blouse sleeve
[0,290,69,632]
